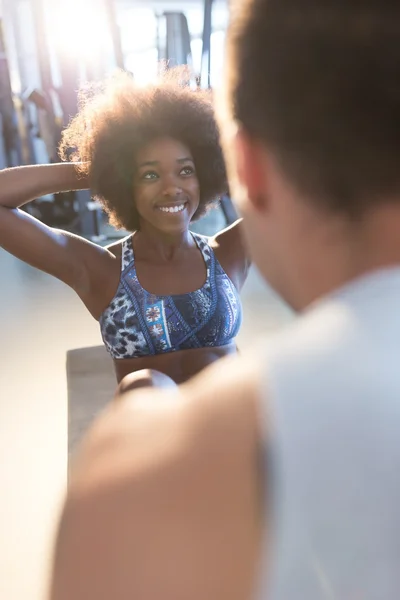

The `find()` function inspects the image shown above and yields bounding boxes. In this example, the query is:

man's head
[219,0,400,309]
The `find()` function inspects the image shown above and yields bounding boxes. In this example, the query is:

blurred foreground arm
[50,355,263,600]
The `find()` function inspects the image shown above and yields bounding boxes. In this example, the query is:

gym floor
[0,238,292,600]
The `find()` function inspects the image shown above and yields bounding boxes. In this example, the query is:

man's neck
[296,204,400,311]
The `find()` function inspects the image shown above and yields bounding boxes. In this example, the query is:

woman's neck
[134,225,196,262]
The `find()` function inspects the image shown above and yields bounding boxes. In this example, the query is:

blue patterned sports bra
[99,232,242,359]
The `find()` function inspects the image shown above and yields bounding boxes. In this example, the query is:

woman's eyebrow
[139,157,194,168]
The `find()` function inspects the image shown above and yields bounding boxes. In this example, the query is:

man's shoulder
[55,356,263,600]
[263,291,365,364]
[261,276,400,404]
[69,353,264,497]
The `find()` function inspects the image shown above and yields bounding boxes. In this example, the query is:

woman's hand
[115,369,178,399]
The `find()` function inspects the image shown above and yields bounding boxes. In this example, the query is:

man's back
[261,268,400,599]
[51,268,400,600]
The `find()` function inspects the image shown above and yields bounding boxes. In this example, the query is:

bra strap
[192,232,212,272]
[121,235,134,272]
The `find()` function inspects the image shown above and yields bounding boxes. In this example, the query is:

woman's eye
[180,166,195,176]
[141,171,158,181]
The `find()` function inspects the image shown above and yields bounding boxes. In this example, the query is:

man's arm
[50,354,264,600]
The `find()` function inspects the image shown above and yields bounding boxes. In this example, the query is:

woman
[0,70,249,384]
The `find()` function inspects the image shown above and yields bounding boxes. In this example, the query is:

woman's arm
[0,163,112,296]
[0,162,88,208]
[211,218,251,290]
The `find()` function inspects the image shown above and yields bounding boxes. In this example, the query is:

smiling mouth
[156,202,187,214]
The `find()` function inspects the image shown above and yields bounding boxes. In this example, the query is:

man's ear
[234,129,269,213]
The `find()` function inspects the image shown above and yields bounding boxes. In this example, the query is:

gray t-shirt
[258,269,400,599]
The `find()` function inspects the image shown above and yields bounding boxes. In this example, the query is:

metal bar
[164,12,192,68]
[104,0,125,69]
[201,0,213,88]
[0,19,21,167]
[2,0,37,164]
[31,0,52,94]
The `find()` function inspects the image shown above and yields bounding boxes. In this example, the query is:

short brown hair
[226,0,400,216]
[60,69,228,230]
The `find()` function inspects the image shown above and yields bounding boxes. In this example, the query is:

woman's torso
[113,342,238,384]
[98,231,243,383]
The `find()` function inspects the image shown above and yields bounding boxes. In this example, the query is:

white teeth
[158,204,185,213]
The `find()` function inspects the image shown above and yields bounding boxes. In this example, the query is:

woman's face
[134,137,200,234]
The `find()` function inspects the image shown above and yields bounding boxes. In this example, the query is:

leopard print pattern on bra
[99,232,242,359]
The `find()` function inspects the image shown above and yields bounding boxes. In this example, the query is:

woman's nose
[162,176,183,197]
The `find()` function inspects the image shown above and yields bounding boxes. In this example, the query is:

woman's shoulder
[106,233,134,260]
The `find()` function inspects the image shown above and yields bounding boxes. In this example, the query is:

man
[50,1,400,598]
